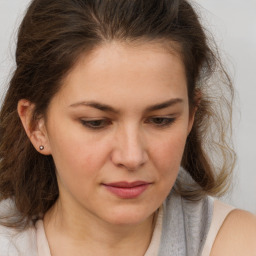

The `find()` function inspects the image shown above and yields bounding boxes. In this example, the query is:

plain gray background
[0,0,256,213]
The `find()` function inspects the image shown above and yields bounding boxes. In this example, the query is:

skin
[210,209,256,255]
[18,42,256,255]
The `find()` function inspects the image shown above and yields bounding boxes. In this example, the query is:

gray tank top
[158,167,214,255]
[159,191,213,255]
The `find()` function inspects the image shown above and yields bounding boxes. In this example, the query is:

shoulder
[210,208,256,255]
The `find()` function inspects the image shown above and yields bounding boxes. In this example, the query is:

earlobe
[17,99,51,155]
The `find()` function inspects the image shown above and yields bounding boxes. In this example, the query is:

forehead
[53,41,188,109]
[74,40,184,76]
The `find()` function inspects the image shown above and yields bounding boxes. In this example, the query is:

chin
[102,205,156,226]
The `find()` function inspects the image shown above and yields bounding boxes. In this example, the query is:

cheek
[47,126,110,184]
[49,135,112,204]
[143,129,188,210]
[150,129,188,178]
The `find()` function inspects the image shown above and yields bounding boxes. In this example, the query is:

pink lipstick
[103,181,150,199]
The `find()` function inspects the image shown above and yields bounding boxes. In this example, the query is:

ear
[187,108,196,135]
[187,89,201,135]
[17,99,51,155]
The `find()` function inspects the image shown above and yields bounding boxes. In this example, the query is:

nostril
[111,128,148,170]
[111,150,148,171]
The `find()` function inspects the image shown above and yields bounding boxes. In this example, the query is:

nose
[111,125,148,171]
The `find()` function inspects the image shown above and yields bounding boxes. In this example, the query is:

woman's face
[43,42,194,225]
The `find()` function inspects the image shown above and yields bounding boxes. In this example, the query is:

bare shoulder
[210,209,256,256]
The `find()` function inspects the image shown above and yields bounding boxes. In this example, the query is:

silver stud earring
[39,145,44,150]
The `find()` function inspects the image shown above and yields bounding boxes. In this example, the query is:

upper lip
[103,181,151,188]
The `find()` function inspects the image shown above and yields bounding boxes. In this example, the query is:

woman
[0,0,255,255]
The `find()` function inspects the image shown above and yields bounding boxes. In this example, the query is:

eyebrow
[69,98,183,113]
[145,98,183,112]
[69,101,119,114]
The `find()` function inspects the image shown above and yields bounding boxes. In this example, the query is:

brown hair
[0,0,235,227]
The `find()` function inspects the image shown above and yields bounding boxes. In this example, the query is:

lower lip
[103,184,149,199]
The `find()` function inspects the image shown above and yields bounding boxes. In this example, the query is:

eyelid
[145,116,176,127]
[80,118,112,130]
[79,115,176,130]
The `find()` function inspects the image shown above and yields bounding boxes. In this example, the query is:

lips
[102,181,151,199]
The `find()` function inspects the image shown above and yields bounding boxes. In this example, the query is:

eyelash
[80,117,176,130]
[80,119,111,130]
[145,117,176,127]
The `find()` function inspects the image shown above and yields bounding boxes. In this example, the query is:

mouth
[102,181,151,199]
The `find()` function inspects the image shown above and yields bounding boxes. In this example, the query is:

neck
[44,198,156,256]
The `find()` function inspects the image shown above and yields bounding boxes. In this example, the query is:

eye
[80,119,112,130]
[145,117,175,127]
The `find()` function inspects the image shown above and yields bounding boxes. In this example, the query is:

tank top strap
[144,206,163,256]
[201,199,235,256]
[35,220,51,256]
